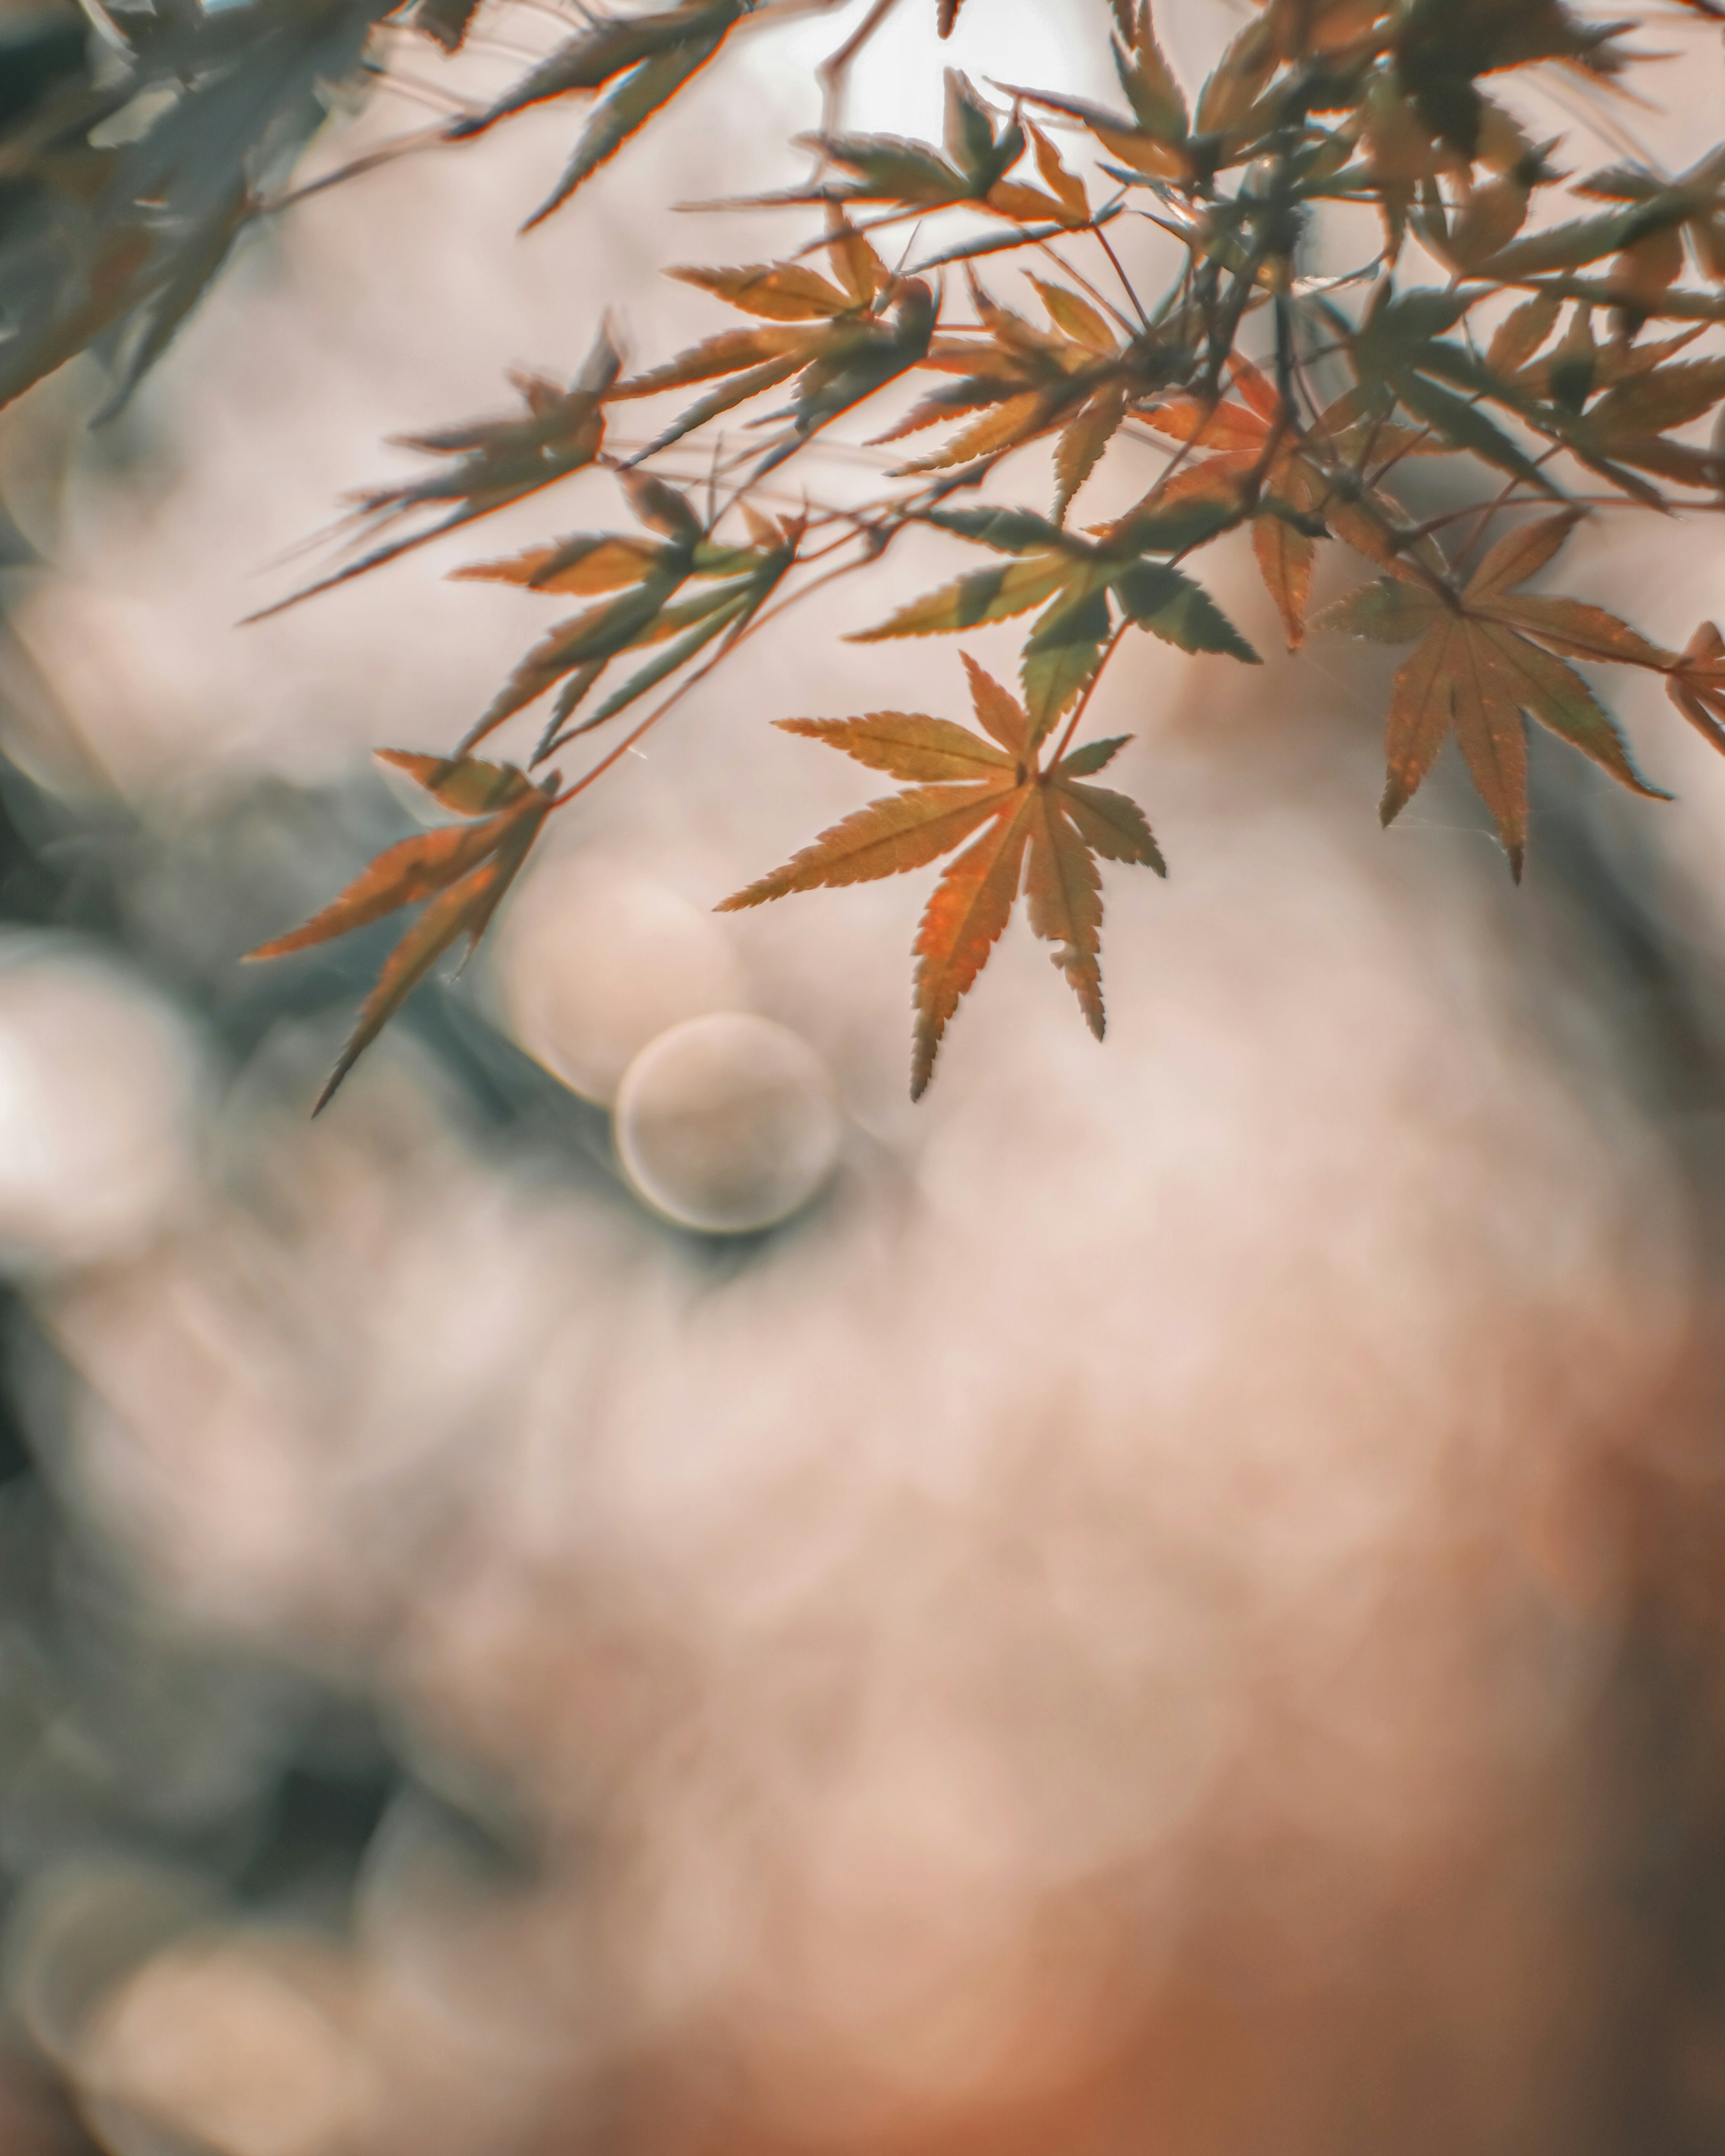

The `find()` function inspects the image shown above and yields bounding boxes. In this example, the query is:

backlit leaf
[1053,735,1130,779]
[963,652,1032,753]
[671,261,859,322]
[911,796,1035,1097]
[1024,119,1090,224]
[1310,578,1441,643]
[1253,512,1318,651]
[374,751,536,815]
[1054,384,1129,522]
[1322,514,1671,871]
[720,661,1162,1096]
[775,712,1014,782]
[1484,595,1672,670]
[252,328,620,619]
[1053,776,1166,870]
[1467,508,1582,595]
[1025,788,1106,1037]
[718,782,1014,908]
[245,821,507,958]
[1022,583,1112,737]
[1667,620,1725,753]
[446,0,749,223]
[248,781,553,1110]
[852,555,1074,640]
[1026,276,1115,354]
[1112,561,1261,662]
[454,535,662,595]
[1486,292,1562,376]
[524,34,730,227]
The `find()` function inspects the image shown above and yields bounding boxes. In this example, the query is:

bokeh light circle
[494,856,748,1105]
[0,940,202,1271]
[614,1013,843,1234]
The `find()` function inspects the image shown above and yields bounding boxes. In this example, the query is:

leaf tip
[310,1067,346,1118]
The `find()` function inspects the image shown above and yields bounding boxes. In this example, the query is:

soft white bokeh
[0,940,203,1272]
[76,1937,374,2156]
[614,1011,844,1232]
[493,853,749,1104]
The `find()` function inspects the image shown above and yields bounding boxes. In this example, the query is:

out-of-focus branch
[818,0,906,139]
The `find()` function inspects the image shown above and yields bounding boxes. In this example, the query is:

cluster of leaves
[247,751,556,1109]
[11,0,1725,1107]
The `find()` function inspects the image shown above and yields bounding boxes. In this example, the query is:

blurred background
[4,0,1725,2151]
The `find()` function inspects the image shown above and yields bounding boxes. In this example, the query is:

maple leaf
[1354,66,1544,259]
[903,140,1109,278]
[411,0,483,52]
[1314,511,1671,878]
[1255,0,1398,59]
[1121,358,1449,647]
[1030,5,1279,179]
[1497,306,1705,406]
[609,230,934,471]
[451,469,801,753]
[447,0,755,227]
[1345,285,1571,499]
[1431,299,1725,501]
[718,656,1164,1097]
[1390,0,1628,165]
[1412,140,1564,277]
[1543,150,1725,305]
[1667,621,1725,755]
[806,80,1029,212]
[1484,291,1566,379]
[1535,338,1725,495]
[873,271,1153,513]
[252,328,620,620]
[1465,151,1725,329]
[717,71,1089,231]
[1012,0,1193,184]
[246,753,554,1112]
[852,499,1258,738]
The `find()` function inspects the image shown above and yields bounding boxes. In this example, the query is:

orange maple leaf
[1314,511,1671,878]
[1668,620,1725,753]
[1123,358,1450,648]
[248,754,554,1111]
[719,656,1164,1096]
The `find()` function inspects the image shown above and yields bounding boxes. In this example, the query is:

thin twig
[1052,620,1129,764]
[817,0,905,142]
[1032,238,1138,337]
[255,124,453,218]
[1094,224,1151,332]
[550,534,889,804]
[358,59,485,119]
